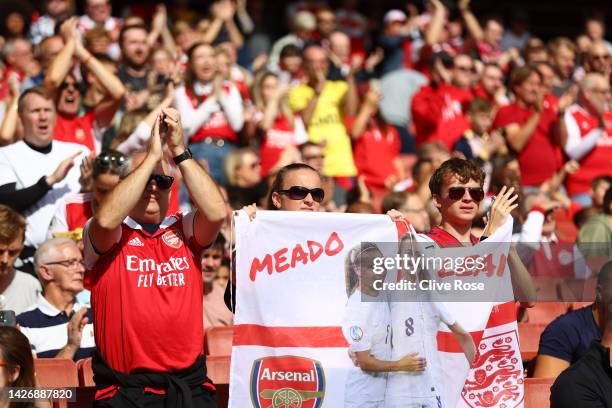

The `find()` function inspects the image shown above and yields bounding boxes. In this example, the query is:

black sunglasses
[148,174,174,190]
[278,186,325,203]
[59,81,78,90]
[447,187,485,202]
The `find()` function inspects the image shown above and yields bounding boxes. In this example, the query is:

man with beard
[118,24,155,113]
[44,18,125,152]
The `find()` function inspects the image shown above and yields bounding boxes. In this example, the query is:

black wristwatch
[173,148,193,165]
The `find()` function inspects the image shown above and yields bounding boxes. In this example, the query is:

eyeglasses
[147,174,174,190]
[447,187,485,202]
[591,54,609,61]
[95,152,127,167]
[278,186,325,203]
[44,258,85,269]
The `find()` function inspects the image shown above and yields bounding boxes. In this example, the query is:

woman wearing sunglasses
[242,162,325,217]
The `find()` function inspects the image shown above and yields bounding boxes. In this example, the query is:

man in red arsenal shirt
[493,66,563,190]
[411,54,474,149]
[563,72,612,207]
[83,108,226,407]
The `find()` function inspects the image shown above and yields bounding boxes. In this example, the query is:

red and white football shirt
[563,104,612,196]
[83,212,206,374]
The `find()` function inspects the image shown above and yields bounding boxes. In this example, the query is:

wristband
[172,148,193,165]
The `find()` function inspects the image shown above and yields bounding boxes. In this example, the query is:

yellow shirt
[289,81,357,177]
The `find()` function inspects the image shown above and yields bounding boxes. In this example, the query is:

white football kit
[385,290,456,408]
[342,290,392,408]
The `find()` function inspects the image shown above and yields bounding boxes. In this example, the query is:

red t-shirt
[184,86,238,143]
[53,111,97,152]
[411,83,472,149]
[564,105,612,196]
[493,103,559,186]
[257,114,304,177]
[65,194,94,232]
[84,212,206,374]
[347,117,401,189]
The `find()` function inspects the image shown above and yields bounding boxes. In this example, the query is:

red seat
[205,326,234,356]
[526,302,568,324]
[76,358,95,387]
[206,355,231,385]
[568,301,593,311]
[532,277,560,301]
[524,377,554,408]
[557,277,597,302]
[34,359,78,408]
[518,323,547,361]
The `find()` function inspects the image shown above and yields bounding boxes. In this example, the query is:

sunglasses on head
[148,174,174,190]
[447,187,485,202]
[278,186,325,203]
[96,152,127,167]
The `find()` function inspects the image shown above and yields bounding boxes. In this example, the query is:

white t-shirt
[0,141,89,247]
[386,290,455,407]
[342,290,391,408]
[0,270,41,315]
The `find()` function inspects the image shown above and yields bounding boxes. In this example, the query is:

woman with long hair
[342,243,426,408]
[0,326,49,408]
[174,42,244,185]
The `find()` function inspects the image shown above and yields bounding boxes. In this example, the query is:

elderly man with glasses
[16,237,95,360]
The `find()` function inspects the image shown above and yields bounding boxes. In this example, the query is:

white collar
[193,81,213,96]
[124,215,179,230]
[37,294,84,317]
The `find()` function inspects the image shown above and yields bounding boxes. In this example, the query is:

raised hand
[160,107,185,156]
[66,307,89,350]
[483,186,519,237]
[147,115,164,161]
[46,152,82,186]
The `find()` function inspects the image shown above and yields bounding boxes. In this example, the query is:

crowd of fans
[0,0,610,404]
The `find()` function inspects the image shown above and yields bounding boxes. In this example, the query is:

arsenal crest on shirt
[162,230,184,249]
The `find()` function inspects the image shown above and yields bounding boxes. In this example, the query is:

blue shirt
[538,305,602,364]
[16,294,96,360]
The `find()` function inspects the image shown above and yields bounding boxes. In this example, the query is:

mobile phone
[0,310,16,327]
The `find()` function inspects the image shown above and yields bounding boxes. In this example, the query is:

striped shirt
[17,294,96,359]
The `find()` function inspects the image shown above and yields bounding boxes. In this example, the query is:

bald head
[581,72,609,93]
[588,41,610,75]
[329,31,350,60]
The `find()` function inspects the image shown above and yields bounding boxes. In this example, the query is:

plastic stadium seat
[557,277,597,302]
[568,301,593,311]
[532,277,560,301]
[518,323,547,361]
[76,358,95,387]
[206,326,234,356]
[526,302,568,324]
[206,355,231,385]
[524,377,554,408]
[34,359,78,408]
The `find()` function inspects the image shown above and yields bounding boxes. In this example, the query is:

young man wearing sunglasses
[83,108,226,407]
[387,158,535,407]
